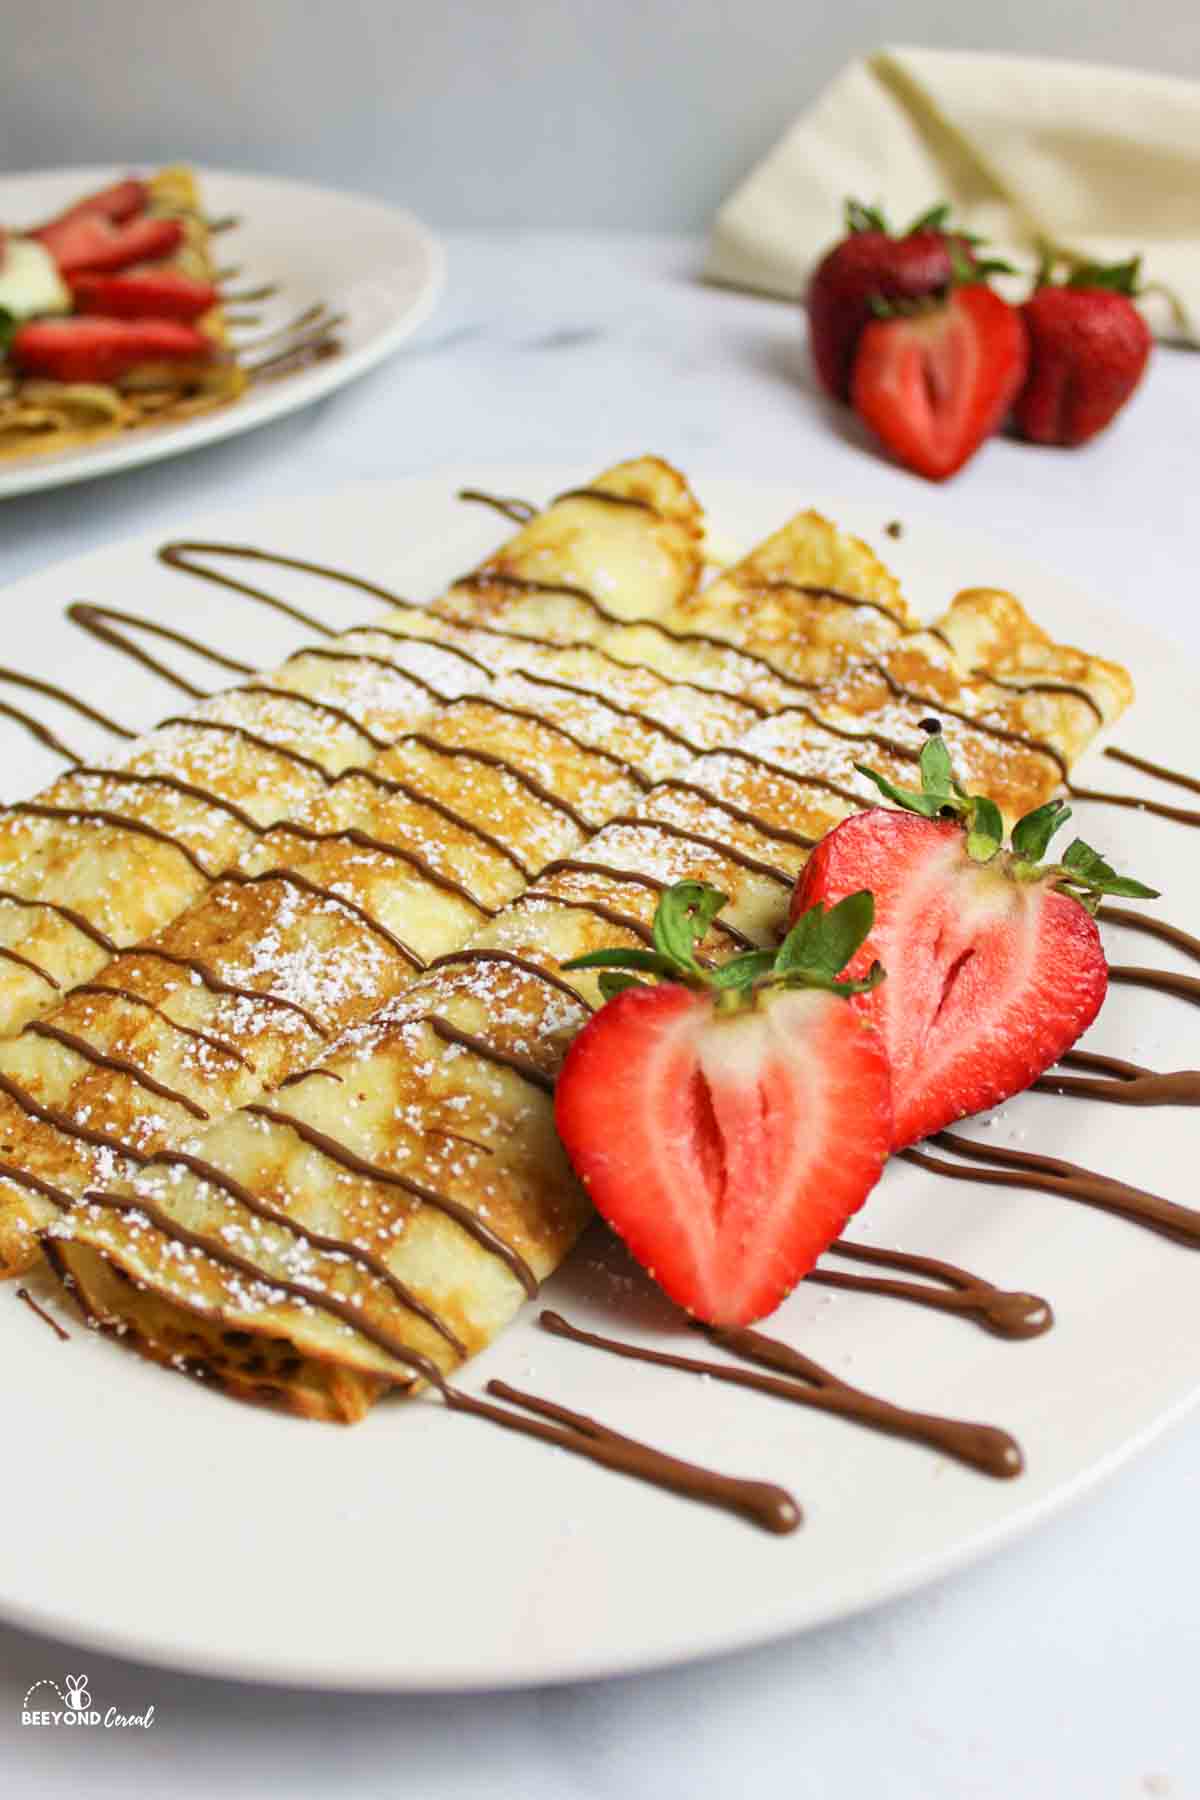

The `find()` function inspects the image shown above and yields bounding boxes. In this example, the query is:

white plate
[0,470,1196,1691]
[0,167,444,499]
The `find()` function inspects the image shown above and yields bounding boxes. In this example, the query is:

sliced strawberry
[850,284,1028,481]
[70,268,218,323]
[792,734,1158,1147]
[556,884,892,1325]
[807,200,986,401]
[33,178,147,233]
[10,316,213,384]
[33,209,183,277]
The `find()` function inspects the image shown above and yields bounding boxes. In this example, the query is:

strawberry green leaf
[597,972,648,1000]
[561,946,679,977]
[1060,838,1159,900]
[775,890,876,984]
[845,198,890,236]
[0,308,15,355]
[856,762,945,817]
[1011,798,1070,862]
[1066,256,1142,296]
[906,202,951,235]
[651,881,728,974]
[710,951,778,991]
[965,795,1004,863]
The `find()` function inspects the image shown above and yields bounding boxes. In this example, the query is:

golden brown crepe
[0,459,708,1273]
[41,517,1133,1419]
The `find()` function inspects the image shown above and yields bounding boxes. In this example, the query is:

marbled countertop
[2,232,1198,1800]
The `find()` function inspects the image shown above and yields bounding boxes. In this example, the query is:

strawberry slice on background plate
[32,179,182,277]
[850,283,1028,482]
[555,883,892,1326]
[793,732,1158,1149]
[69,268,219,323]
[10,315,214,384]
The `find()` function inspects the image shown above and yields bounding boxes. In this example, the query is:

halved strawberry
[33,185,182,276]
[850,284,1028,481]
[69,268,218,323]
[10,316,213,384]
[556,884,892,1325]
[792,733,1158,1147]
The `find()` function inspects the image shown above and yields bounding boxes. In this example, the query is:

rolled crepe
[46,533,1132,1418]
[0,460,714,1273]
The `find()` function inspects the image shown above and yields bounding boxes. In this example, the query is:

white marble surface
[2,231,1199,1799]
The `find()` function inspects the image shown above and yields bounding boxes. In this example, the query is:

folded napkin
[706,47,1200,344]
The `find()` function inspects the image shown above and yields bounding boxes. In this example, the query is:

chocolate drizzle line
[68,767,262,836]
[117,945,326,1036]
[263,822,500,918]
[137,1146,465,1355]
[330,766,532,879]
[453,694,654,791]
[760,578,907,628]
[810,1240,1053,1339]
[443,1379,800,1536]
[1067,782,1200,829]
[217,868,425,969]
[0,887,117,954]
[158,541,408,637]
[2,802,215,880]
[243,1105,539,1295]
[155,716,335,783]
[534,859,758,950]
[1036,1050,1200,1107]
[426,1016,557,1094]
[457,489,539,525]
[0,698,84,765]
[1108,965,1200,1010]
[0,944,60,990]
[0,666,136,754]
[509,667,710,756]
[1098,907,1200,964]
[603,814,795,886]
[72,983,253,1071]
[66,601,255,699]
[1105,746,1200,797]
[77,1186,446,1383]
[15,1286,70,1342]
[515,890,657,947]
[25,1020,211,1121]
[233,683,394,750]
[906,1133,1200,1247]
[653,778,818,850]
[540,1312,1023,1479]
[427,948,594,1012]
[397,735,593,832]
[553,487,659,515]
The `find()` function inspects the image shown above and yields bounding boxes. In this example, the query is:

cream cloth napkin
[706,47,1200,344]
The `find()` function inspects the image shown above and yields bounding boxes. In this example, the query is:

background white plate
[0,470,1196,1691]
[0,167,444,500]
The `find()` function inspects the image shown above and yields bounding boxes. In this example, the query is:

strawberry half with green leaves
[792,733,1158,1148]
[555,883,892,1326]
[850,283,1028,481]
[807,200,989,401]
[1015,257,1152,447]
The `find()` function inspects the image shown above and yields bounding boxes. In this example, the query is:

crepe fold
[41,510,1133,1419]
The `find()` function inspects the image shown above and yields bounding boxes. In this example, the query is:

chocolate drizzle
[426,1016,557,1094]
[906,1132,1200,1247]
[243,1104,540,1295]
[1098,906,1200,964]
[1109,965,1200,1009]
[1067,747,1200,829]
[443,1378,800,1535]
[15,1286,70,1341]
[457,488,539,525]
[2,801,215,880]
[0,666,136,760]
[427,948,594,1012]
[1036,1049,1200,1107]
[811,1239,1054,1338]
[66,601,255,700]
[26,1019,211,1121]
[540,1311,1023,1479]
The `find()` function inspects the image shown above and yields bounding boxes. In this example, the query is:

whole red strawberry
[792,733,1157,1147]
[556,882,892,1325]
[807,200,980,401]
[1015,258,1152,447]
